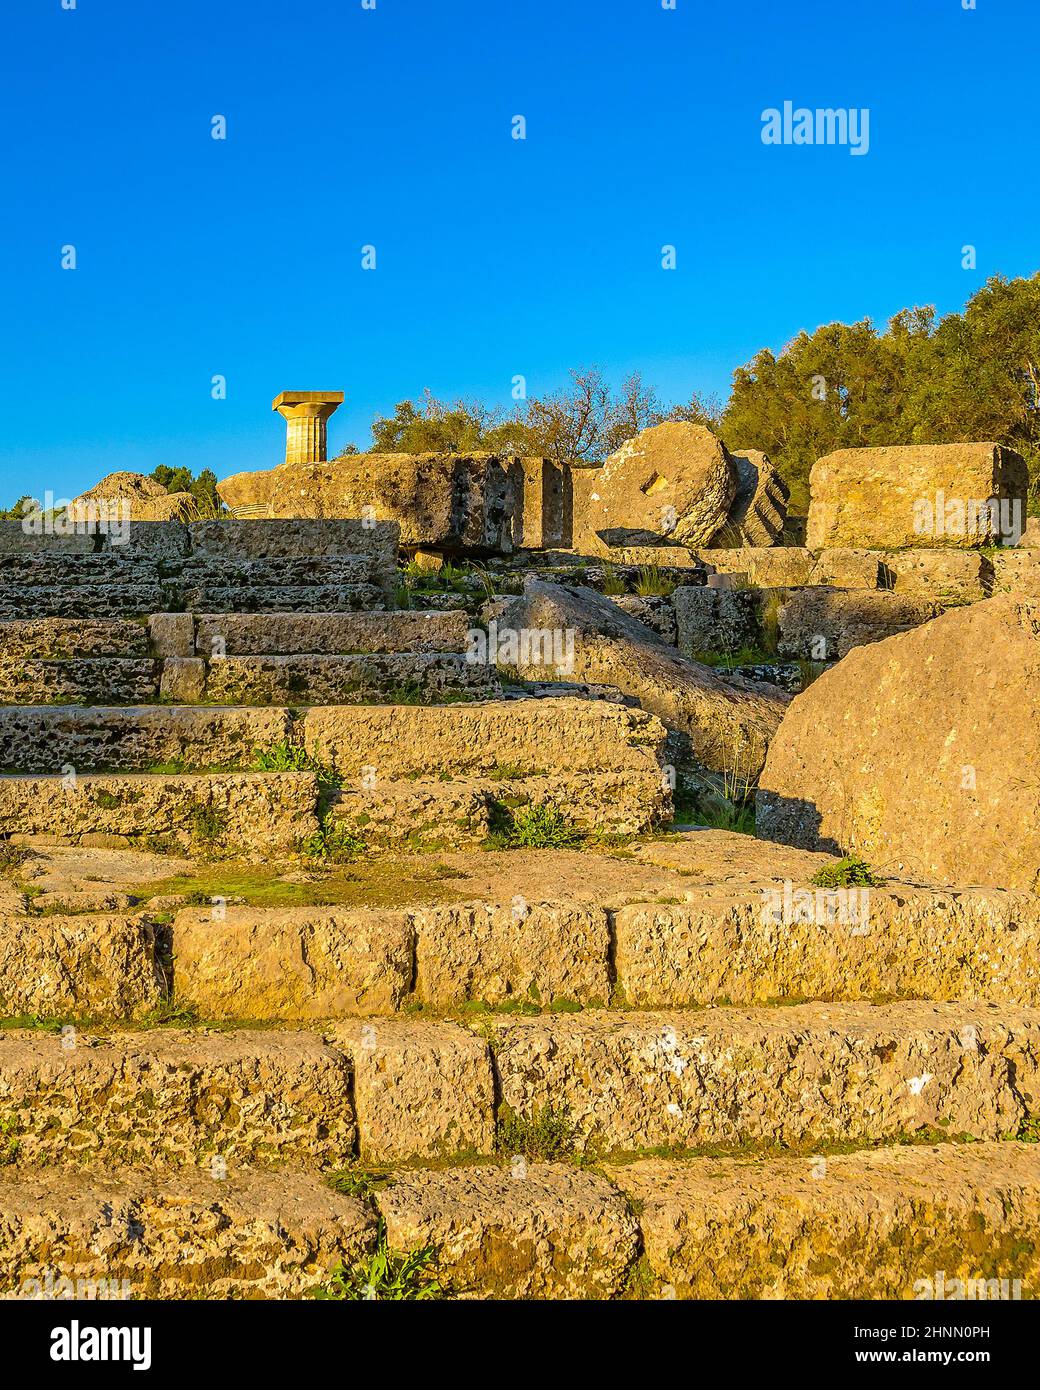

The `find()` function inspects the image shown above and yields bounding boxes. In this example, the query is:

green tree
[149,465,222,515]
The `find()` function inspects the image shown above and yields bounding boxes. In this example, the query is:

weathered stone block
[0,772,318,854]
[0,618,149,660]
[614,887,1040,1008]
[218,455,512,554]
[777,587,940,659]
[303,696,667,779]
[609,1144,1040,1299]
[173,905,414,1020]
[484,1003,1039,1153]
[159,657,207,703]
[807,443,1028,549]
[0,658,158,705]
[673,587,763,658]
[0,1171,375,1300]
[809,548,883,588]
[0,1029,356,1166]
[332,1021,495,1161]
[0,704,293,773]
[147,612,195,658]
[378,1164,638,1299]
[885,548,989,603]
[413,902,611,1008]
[0,913,161,1020]
[195,609,469,657]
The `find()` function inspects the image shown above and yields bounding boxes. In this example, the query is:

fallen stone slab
[499,582,787,778]
[377,1162,639,1299]
[0,1028,356,1167]
[758,595,1040,890]
[727,449,789,546]
[0,704,293,772]
[483,1002,1040,1153]
[608,1142,1040,1299]
[0,1170,374,1300]
[0,913,161,1020]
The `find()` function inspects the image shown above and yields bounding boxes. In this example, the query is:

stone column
[272,391,344,465]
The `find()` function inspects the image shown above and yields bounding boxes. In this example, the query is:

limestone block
[413,902,611,1007]
[807,443,1028,549]
[331,1020,495,1162]
[173,905,414,1020]
[0,1029,356,1166]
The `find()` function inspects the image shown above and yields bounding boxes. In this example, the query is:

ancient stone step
[13,832,1040,1025]
[177,555,374,588]
[173,899,612,1020]
[0,618,151,660]
[0,553,160,585]
[608,1141,1040,1299]
[0,1142,1033,1300]
[485,1002,1040,1154]
[0,772,317,854]
[611,883,1040,1009]
[195,609,471,656]
[0,583,169,619]
[0,1160,635,1300]
[4,999,1032,1165]
[177,581,385,613]
[0,1169,376,1301]
[188,517,399,567]
[0,1028,356,1167]
[0,1020,492,1166]
[202,652,497,705]
[0,912,162,1020]
[302,696,669,781]
[0,657,159,704]
[329,767,664,847]
[0,704,293,772]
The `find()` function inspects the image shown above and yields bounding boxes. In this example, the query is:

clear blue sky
[1,0,1037,505]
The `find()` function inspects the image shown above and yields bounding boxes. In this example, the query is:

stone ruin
[1,393,1039,1302]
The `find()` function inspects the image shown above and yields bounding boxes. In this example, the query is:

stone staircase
[0,518,1037,1301]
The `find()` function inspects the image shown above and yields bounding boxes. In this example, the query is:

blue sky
[1,0,1037,504]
